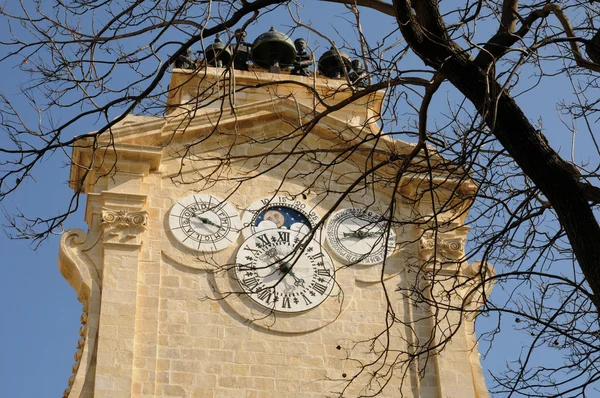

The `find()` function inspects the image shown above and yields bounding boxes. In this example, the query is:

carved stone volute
[418,225,469,262]
[101,209,148,246]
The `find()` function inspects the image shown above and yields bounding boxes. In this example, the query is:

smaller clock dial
[235,228,335,313]
[169,194,241,252]
[326,208,396,265]
[242,196,320,239]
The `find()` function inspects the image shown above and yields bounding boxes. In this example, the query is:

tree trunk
[393,0,600,309]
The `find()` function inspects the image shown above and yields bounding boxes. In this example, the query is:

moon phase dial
[235,228,335,313]
[326,208,396,265]
[169,194,241,252]
[242,196,321,239]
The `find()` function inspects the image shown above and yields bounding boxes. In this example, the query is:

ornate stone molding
[101,209,148,246]
[63,297,89,398]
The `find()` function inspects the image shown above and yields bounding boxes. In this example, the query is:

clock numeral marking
[201,195,209,208]
[300,293,312,305]
[242,276,260,291]
[317,268,331,277]
[257,289,272,304]
[282,296,291,309]
[311,282,328,295]
[256,234,270,246]
[238,264,255,272]
[243,247,262,256]
[278,231,290,243]
[309,252,324,261]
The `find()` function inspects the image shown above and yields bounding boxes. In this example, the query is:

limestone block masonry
[58,67,493,397]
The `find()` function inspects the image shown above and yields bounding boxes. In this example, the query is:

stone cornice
[70,143,162,193]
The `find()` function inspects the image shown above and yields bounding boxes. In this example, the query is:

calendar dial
[326,208,396,265]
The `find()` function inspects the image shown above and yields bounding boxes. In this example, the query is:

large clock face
[169,194,241,252]
[326,208,396,265]
[235,228,335,313]
[241,196,321,239]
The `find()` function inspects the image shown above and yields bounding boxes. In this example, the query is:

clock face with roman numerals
[235,228,335,313]
[169,194,241,252]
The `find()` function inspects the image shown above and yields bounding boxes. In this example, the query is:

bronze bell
[251,27,296,70]
[318,46,352,78]
[205,34,232,67]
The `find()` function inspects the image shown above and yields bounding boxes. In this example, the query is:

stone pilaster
[414,225,490,398]
[93,194,148,398]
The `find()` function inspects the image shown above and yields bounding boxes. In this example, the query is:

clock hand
[275,255,306,287]
[343,230,384,239]
[263,249,306,287]
[261,249,289,277]
[286,269,305,287]
[282,279,295,294]
[263,248,281,262]
[193,213,220,227]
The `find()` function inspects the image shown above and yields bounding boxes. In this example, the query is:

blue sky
[0,2,595,397]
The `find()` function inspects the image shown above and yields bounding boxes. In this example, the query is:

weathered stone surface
[59,67,490,397]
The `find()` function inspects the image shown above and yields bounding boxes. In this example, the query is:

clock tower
[58,31,492,398]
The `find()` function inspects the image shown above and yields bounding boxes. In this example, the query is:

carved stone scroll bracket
[58,229,102,398]
[101,209,148,246]
[63,296,90,398]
